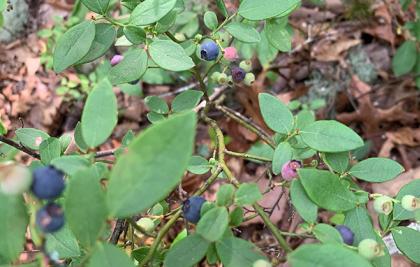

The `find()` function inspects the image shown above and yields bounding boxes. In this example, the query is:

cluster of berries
[200,40,255,86]
[31,166,66,233]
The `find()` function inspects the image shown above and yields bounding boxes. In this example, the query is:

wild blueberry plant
[0,0,420,266]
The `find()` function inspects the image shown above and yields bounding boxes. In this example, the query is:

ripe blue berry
[31,166,65,200]
[36,203,65,233]
[231,67,246,83]
[182,196,206,223]
[335,225,354,245]
[200,41,219,61]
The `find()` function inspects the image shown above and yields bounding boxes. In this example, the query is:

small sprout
[211,71,222,82]
[281,160,302,181]
[335,225,354,245]
[401,195,420,211]
[244,73,255,86]
[373,196,393,215]
[358,239,384,260]
[194,34,203,42]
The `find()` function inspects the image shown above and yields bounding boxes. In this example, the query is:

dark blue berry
[200,41,219,61]
[36,203,65,233]
[182,196,206,223]
[336,225,354,245]
[31,166,65,200]
[231,67,246,83]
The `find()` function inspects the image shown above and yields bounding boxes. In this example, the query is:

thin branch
[225,150,272,162]
[0,135,41,159]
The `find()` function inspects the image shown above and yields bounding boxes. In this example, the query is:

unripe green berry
[244,73,255,86]
[137,218,155,233]
[373,196,393,215]
[211,71,222,82]
[174,33,186,42]
[253,259,272,267]
[218,73,228,85]
[239,60,252,72]
[401,195,420,211]
[358,239,384,260]
[194,34,203,42]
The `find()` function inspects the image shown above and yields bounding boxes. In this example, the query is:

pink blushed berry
[111,55,124,66]
[223,46,238,61]
[281,160,302,181]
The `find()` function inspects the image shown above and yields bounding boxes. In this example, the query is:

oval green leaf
[298,168,357,212]
[81,0,110,14]
[149,40,195,72]
[53,21,96,73]
[300,120,364,152]
[164,234,210,267]
[392,227,420,264]
[197,207,229,242]
[225,22,261,43]
[290,179,318,223]
[131,0,177,26]
[87,243,135,267]
[108,48,148,85]
[272,141,292,175]
[349,157,404,183]
[238,0,300,20]
[81,79,117,148]
[78,23,116,65]
[258,93,294,134]
[216,236,267,267]
[107,111,196,218]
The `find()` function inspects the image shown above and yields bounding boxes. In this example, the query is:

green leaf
[392,227,420,263]
[288,243,372,267]
[53,21,96,72]
[172,90,203,112]
[344,206,375,245]
[296,110,315,129]
[131,0,177,26]
[265,19,292,52]
[65,168,108,248]
[216,184,236,207]
[204,11,218,30]
[15,128,50,150]
[147,112,165,124]
[0,119,6,135]
[324,152,349,173]
[258,93,294,134]
[216,0,228,18]
[144,96,169,114]
[107,111,196,217]
[81,0,110,14]
[39,137,62,164]
[238,0,300,20]
[290,179,318,223]
[197,207,229,242]
[51,155,90,176]
[272,142,292,175]
[229,207,244,227]
[164,234,210,267]
[216,236,266,267]
[59,134,72,153]
[393,179,420,220]
[81,79,117,148]
[187,156,211,174]
[349,158,404,182]
[87,243,135,267]
[155,11,177,33]
[298,168,357,212]
[78,23,116,65]
[74,122,89,152]
[225,22,261,43]
[300,120,364,152]
[108,48,148,85]
[235,182,262,206]
[257,30,278,66]
[45,226,80,259]
[313,223,343,244]
[123,25,146,45]
[0,193,28,263]
[392,41,417,77]
[149,40,195,72]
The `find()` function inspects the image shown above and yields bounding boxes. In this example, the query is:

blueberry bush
[1,0,420,266]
